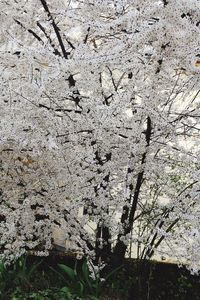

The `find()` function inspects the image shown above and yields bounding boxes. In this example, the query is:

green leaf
[81,261,93,291]
[58,264,76,281]
[82,261,90,281]
[60,286,71,294]
[76,281,84,296]
[28,260,42,278]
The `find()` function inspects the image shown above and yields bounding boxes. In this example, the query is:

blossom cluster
[0,0,200,271]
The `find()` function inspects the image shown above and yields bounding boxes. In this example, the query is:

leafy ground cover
[0,254,200,300]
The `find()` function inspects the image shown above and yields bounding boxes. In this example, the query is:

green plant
[0,256,42,299]
[0,260,9,299]
[177,274,193,299]
[8,256,42,289]
[10,288,63,300]
[55,259,99,298]
[53,259,122,299]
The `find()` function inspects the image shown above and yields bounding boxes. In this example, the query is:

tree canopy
[0,0,200,272]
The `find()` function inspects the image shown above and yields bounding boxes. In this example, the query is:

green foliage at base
[0,256,200,300]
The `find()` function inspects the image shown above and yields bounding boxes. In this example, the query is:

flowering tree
[0,0,200,271]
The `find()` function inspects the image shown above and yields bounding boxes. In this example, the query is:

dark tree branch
[147,218,179,259]
[113,117,152,263]
[40,0,70,59]
[37,21,61,56]
[84,27,90,44]
[141,181,198,259]
[14,19,43,44]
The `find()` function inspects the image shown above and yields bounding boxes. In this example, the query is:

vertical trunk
[112,117,152,264]
[95,222,111,263]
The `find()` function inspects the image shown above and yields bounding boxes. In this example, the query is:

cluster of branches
[0,0,200,272]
